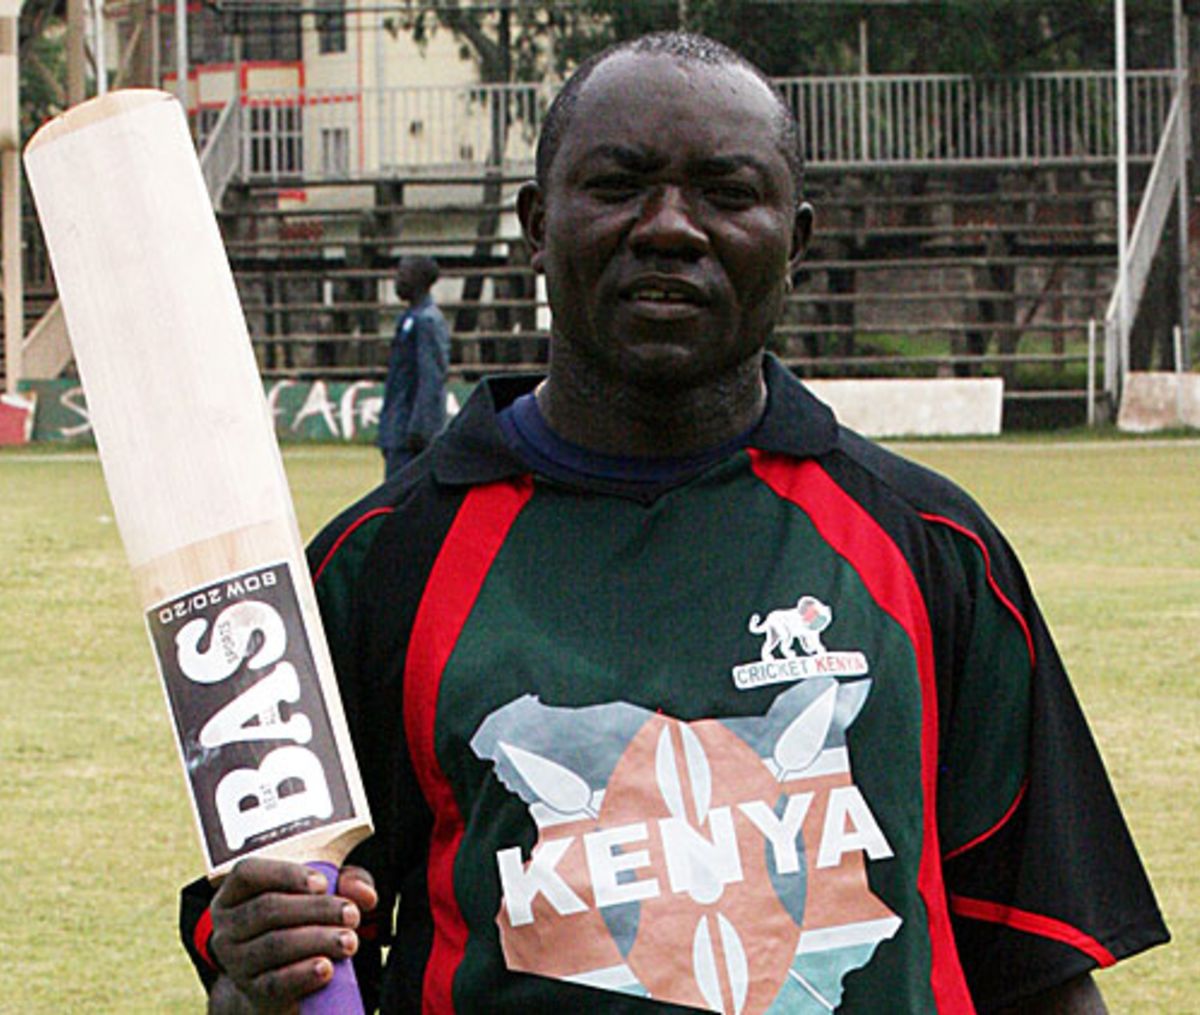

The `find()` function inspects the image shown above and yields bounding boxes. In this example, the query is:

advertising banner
[21,378,472,444]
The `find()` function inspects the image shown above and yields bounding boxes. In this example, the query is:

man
[378,255,450,480]
[181,33,1167,1013]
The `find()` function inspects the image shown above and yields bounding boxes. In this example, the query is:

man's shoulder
[760,359,989,532]
[415,298,449,328]
[306,456,438,581]
[828,427,984,524]
[307,374,534,582]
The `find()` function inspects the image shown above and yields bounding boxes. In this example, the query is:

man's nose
[628,186,709,256]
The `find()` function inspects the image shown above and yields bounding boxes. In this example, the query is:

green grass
[0,445,384,1013]
[779,330,1100,388]
[0,438,1195,1012]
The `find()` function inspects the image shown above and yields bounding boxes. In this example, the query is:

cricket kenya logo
[732,596,870,691]
[470,677,900,1013]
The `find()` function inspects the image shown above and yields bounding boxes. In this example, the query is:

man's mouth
[621,277,708,311]
[628,286,694,303]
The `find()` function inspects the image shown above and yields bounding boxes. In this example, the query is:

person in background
[378,254,450,480]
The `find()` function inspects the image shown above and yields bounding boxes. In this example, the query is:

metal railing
[778,70,1176,168]
[240,81,545,182]
[1104,85,1188,396]
[198,96,241,204]
[234,69,1177,182]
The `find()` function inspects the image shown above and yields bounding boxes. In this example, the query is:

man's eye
[586,176,641,201]
[705,184,758,207]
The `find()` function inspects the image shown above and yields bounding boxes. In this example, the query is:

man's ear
[517,182,547,273]
[790,201,814,270]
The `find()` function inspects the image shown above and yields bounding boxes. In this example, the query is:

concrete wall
[1117,372,1200,431]
[805,378,1005,437]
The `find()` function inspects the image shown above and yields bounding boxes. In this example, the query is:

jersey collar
[430,353,840,487]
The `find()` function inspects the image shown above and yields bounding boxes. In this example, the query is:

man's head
[395,255,439,303]
[518,33,813,395]
[535,33,805,200]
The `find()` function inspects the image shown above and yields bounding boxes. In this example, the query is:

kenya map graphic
[470,677,901,1013]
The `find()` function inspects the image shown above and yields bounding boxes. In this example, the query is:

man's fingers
[335,866,378,914]
[218,889,359,945]
[215,858,320,909]
[207,857,376,1007]
[225,924,359,982]
[230,953,338,1011]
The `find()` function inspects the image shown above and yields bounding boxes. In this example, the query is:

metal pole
[859,16,869,161]
[1,150,21,395]
[94,0,108,95]
[1174,0,1191,369]
[1,0,21,395]
[1174,325,1185,424]
[175,0,188,108]
[1087,319,1097,427]
[148,0,161,87]
[1116,0,1130,398]
[67,0,87,105]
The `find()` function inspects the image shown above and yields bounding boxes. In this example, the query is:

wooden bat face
[147,561,360,869]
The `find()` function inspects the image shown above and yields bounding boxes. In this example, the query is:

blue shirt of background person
[378,255,451,480]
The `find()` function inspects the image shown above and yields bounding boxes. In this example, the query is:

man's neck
[536,352,767,458]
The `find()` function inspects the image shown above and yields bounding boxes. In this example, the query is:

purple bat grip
[300,861,364,1015]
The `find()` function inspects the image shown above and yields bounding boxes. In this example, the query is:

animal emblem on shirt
[748,596,832,660]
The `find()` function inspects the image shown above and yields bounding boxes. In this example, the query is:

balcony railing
[778,69,1176,168]
[235,69,1179,182]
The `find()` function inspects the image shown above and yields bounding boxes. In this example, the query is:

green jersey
[183,358,1167,1012]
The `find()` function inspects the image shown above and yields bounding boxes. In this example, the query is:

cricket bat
[25,90,372,1013]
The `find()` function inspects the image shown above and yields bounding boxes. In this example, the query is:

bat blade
[25,90,371,1012]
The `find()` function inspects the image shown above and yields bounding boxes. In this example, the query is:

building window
[317,0,347,55]
[191,5,235,65]
[160,2,237,68]
[321,127,351,178]
[247,103,304,178]
[241,1,302,62]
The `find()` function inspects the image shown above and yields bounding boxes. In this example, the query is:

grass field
[0,437,1195,1012]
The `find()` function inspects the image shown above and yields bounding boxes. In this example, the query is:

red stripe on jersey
[949,895,1117,968]
[194,907,216,970]
[313,507,395,581]
[943,780,1028,862]
[404,477,533,1012]
[749,450,975,1014]
[919,512,1037,668]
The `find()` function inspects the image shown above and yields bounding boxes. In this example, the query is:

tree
[399,1,1175,84]
[18,0,67,142]
[857,0,1174,75]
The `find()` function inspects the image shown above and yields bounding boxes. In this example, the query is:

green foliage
[17,14,66,142]
[861,0,1175,74]
[391,1,561,82]
[553,0,863,76]
[390,0,1177,83]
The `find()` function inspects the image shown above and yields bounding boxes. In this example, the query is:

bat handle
[301,861,365,1015]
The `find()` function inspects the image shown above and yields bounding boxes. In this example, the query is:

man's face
[520,52,810,391]
[395,261,422,303]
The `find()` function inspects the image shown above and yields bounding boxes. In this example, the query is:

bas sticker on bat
[146,563,355,868]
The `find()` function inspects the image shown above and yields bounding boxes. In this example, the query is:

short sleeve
[926,514,1168,1010]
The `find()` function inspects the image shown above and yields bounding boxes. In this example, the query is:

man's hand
[207,858,377,1013]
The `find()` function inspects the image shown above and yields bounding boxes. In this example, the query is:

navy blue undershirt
[497,391,760,497]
